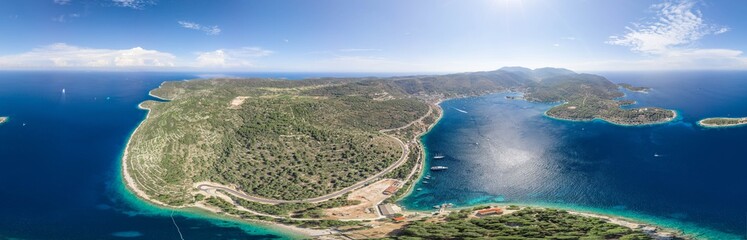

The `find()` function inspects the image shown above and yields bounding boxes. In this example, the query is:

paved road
[197,134,409,204]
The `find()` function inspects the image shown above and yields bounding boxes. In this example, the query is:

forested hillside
[125,68,675,205]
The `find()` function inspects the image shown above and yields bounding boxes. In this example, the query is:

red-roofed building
[383,184,399,195]
[476,208,503,216]
[392,216,406,222]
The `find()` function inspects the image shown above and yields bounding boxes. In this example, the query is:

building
[392,216,406,222]
[475,207,503,216]
[378,203,401,217]
[382,182,400,195]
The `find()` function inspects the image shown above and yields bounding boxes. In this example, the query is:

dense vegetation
[619,83,651,92]
[699,117,747,127]
[546,95,674,125]
[391,208,652,240]
[127,79,427,204]
[126,67,676,206]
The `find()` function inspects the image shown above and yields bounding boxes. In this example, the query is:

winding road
[197,131,410,204]
[198,105,435,205]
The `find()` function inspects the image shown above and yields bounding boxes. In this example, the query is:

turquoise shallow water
[400,71,747,239]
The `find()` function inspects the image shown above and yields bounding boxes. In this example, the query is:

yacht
[430,166,448,171]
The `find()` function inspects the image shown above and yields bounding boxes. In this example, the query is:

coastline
[401,203,686,239]
[121,88,704,239]
[397,94,701,239]
[697,117,747,128]
[543,108,679,127]
[119,86,313,238]
[121,101,172,207]
[391,99,444,203]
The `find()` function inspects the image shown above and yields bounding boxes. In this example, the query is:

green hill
[125,68,675,206]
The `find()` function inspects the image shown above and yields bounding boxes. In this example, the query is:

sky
[0,0,746,72]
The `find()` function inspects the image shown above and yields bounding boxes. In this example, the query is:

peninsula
[123,67,681,238]
[619,83,651,93]
[698,117,747,128]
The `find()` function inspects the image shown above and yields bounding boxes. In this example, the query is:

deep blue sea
[1,71,746,239]
[400,71,747,239]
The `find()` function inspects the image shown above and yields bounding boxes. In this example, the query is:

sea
[400,71,747,239]
[0,71,745,239]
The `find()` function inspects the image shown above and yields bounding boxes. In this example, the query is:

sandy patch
[324,179,400,220]
[229,96,250,109]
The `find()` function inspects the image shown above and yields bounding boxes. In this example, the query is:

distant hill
[498,66,576,82]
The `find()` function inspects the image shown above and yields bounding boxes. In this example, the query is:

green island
[0,116,8,125]
[391,207,653,240]
[698,117,747,128]
[123,67,682,239]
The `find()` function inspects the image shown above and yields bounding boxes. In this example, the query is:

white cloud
[178,21,221,35]
[0,43,176,69]
[177,21,200,30]
[603,0,745,70]
[112,0,154,9]
[552,43,560,47]
[607,0,728,55]
[53,0,71,5]
[714,27,729,35]
[195,47,273,68]
[52,13,80,23]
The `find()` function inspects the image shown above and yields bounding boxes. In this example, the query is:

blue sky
[0,0,746,72]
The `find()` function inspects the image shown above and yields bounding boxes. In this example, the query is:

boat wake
[452,107,468,113]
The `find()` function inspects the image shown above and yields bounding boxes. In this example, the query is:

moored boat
[430,166,448,171]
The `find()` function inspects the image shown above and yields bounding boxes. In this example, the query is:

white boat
[430,166,448,171]
[433,154,445,159]
[62,88,66,94]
